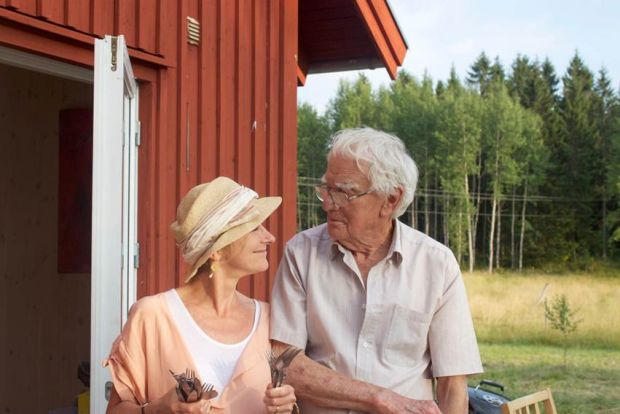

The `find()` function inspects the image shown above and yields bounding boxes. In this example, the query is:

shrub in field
[466,272,620,348]
[544,294,581,366]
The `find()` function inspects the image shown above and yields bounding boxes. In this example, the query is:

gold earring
[210,262,220,277]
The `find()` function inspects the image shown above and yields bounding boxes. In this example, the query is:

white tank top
[165,289,260,394]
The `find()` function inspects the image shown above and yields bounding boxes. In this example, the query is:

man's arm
[436,375,468,414]
[273,341,441,414]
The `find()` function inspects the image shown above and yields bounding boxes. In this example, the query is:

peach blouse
[104,292,272,413]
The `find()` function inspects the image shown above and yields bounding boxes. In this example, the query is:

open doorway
[0,36,140,413]
[0,62,93,412]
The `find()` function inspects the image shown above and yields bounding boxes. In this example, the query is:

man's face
[321,154,389,249]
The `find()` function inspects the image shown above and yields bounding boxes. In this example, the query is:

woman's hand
[147,387,212,414]
[263,383,297,413]
[107,386,212,414]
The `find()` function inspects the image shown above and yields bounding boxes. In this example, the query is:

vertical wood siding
[2,0,161,54]
[183,0,297,300]
[0,0,298,301]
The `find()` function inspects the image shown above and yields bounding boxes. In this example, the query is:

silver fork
[170,369,218,402]
[267,346,303,387]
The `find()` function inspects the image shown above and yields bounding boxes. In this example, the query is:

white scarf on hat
[178,186,259,266]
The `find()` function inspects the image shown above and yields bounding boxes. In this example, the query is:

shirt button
[363,341,370,348]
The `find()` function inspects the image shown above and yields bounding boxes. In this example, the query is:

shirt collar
[388,220,404,265]
[329,220,403,265]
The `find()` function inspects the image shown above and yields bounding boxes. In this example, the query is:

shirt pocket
[383,304,432,366]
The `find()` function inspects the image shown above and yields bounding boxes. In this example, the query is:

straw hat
[171,176,281,282]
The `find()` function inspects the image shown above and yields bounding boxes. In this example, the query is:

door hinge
[134,242,140,269]
[135,121,141,146]
[111,36,118,72]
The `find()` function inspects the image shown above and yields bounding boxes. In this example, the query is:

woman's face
[221,224,275,276]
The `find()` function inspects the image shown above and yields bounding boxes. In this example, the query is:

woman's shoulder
[127,290,171,322]
[251,298,270,317]
[235,293,270,321]
[260,301,271,320]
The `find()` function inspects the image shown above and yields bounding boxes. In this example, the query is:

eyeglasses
[314,185,372,207]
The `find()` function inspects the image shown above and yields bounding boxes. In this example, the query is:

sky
[298,0,620,114]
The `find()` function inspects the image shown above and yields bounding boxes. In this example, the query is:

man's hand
[372,388,442,414]
[271,340,442,413]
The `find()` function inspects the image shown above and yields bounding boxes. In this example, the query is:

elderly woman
[105,177,297,414]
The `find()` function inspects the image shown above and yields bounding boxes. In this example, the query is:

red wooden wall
[0,0,298,301]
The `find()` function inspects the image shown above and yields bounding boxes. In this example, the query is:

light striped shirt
[270,220,483,414]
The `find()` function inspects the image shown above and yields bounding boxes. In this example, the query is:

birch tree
[436,86,482,270]
[483,82,525,272]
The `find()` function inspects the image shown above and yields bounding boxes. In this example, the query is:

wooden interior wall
[0,0,298,302]
[0,64,92,414]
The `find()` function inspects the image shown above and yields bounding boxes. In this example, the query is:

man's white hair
[327,127,418,218]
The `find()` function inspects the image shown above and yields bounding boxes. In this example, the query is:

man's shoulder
[286,223,330,248]
[398,221,456,260]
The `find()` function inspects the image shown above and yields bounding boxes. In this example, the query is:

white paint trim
[0,44,93,83]
[91,35,139,413]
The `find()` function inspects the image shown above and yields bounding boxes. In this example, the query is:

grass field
[465,271,620,348]
[464,271,620,413]
[469,344,620,414]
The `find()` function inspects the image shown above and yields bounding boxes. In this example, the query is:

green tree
[327,74,377,130]
[390,71,439,234]
[514,109,547,270]
[605,86,620,255]
[297,103,331,230]
[593,68,620,257]
[435,80,445,97]
[558,53,600,263]
[489,56,506,84]
[506,56,553,269]
[297,103,331,178]
[482,82,526,272]
[541,58,561,101]
[447,65,462,93]
[374,86,395,131]
[524,59,570,267]
[467,52,492,95]
[435,88,483,269]
[544,294,581,366]
[508,55,538,108]
[295,51,620,271]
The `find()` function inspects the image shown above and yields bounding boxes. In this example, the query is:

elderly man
[270,128,482,414]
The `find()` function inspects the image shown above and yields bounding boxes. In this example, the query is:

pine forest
[297,52,620,272]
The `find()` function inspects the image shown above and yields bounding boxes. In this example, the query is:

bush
[544,294,581,365]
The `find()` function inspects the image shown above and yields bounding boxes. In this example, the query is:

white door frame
[91,35,139,413]
[0,41,139,412]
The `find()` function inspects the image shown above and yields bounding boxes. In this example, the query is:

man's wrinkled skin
[272,341,450,414]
